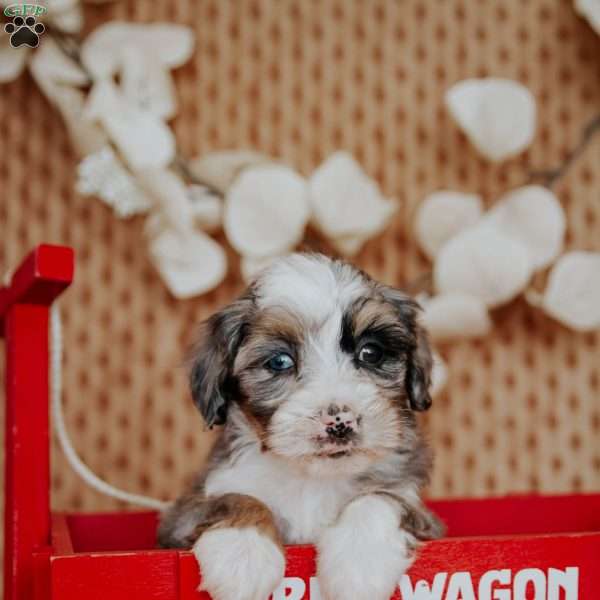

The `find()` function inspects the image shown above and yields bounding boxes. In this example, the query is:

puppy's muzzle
[320,404,359,444]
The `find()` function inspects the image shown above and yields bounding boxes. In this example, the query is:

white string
[50,304,170,511]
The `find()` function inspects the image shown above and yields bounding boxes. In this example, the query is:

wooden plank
[0,244,74,323]
[428,493,600,537]
[1,245,73,600]
[176,533,600,599]
[52,514,74,555]
[51,551,179,600]
[55,493,600,552]
[4,305,52,600]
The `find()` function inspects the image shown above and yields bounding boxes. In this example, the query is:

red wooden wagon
[2,244,599,600]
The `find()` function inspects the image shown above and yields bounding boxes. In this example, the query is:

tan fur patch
[194,493,283,550]
[353,298,410,338]
[234,308,305,373]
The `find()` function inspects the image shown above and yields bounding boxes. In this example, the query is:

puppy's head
[190,254,432,474]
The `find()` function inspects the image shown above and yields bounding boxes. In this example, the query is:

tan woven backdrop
[1,0,599,558]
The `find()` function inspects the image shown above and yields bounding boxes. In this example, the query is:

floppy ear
[380,286,433,411]
[189,294,254,427]
[405,323,433,411]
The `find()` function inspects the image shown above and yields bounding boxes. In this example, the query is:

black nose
[326,422,354,440]
[320,404,358,443]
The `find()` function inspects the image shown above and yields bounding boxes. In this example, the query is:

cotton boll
[84,80,175,170]
[146,226,227,299]
[0,35,29,83]
[538,252,600,331]
[483,185,565,271]
[188,185,223,233]
[445,78,536,162]
[421,292,492,342]
[76,147,152,217]
[430,352,448,397]
[434,224,533,308]
[415,191,483,260]
[224,165,310,258]
[81,23,194,119]
[309,152,397,241]
[575,0,600,34]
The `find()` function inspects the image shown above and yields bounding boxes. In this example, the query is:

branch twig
[528,113,600,188]
[172,155,223,196]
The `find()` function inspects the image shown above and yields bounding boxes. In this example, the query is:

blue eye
[266,353,295,372]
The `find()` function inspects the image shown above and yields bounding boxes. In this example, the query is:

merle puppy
[159,254,443,600]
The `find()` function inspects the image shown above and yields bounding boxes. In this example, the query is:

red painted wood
[397,533,600,600]
[1,245,73,600]
[51,515,74,555]
[51,551,179,600]
[0,244,74,325]
[175,534,600,599]
[53,532,598,600]
[48,496,600,599]
[32,548,51,600]
[54,493,600,554]
[4,305,52,600]
[65,511,160,552]
[427,494,600,538]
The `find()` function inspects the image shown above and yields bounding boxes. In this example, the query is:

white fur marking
[317,495,414,600]
[193,527,285,600]
[205,447,354,543]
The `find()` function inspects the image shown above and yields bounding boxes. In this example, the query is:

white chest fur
[204,449,355,544]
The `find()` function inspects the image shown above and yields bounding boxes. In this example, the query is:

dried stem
[46,27,94,82]
[528,113,600,188]
[172,155,223,196]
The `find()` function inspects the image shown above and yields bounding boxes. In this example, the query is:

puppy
[158,254,443,600]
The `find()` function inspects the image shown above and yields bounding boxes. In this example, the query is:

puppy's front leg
[192,493,285,600]
[317,494,415,600]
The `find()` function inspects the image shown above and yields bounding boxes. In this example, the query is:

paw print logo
[4,15,45,48]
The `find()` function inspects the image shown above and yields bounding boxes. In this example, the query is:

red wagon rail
[2,245,600,600]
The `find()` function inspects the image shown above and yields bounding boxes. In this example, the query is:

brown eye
[357,343,384,365]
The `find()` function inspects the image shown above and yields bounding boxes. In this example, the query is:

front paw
[193,527,285,600]
[317,496,415,600]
